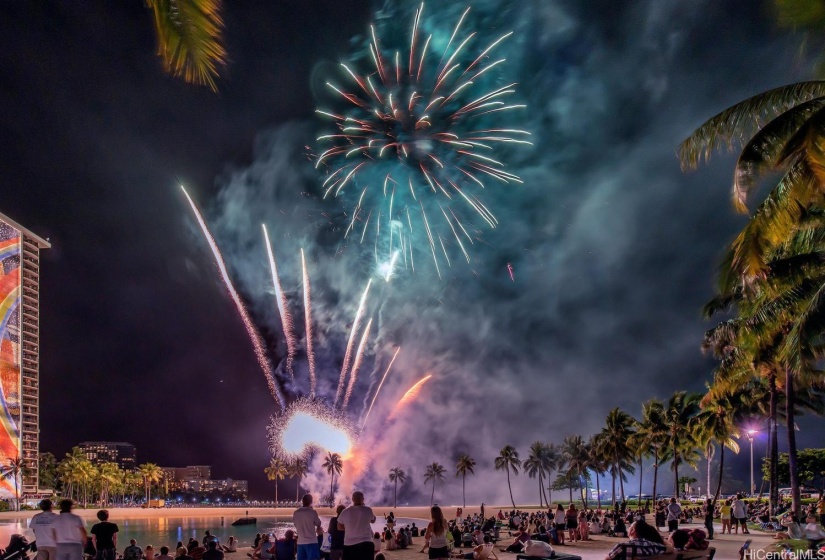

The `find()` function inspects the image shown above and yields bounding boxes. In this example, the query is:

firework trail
[262,224,297,380]
[362,346,401,427]
[343,317,372,409]
[335,279,372,406]
[388,374,432,420]
[300,249,317,396]
[316,2,529,273]
[181,186,285,408]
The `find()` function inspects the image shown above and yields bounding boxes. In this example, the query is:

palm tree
[523,445,546,507]
[388,467,406,508]
[97,462,123,506]
[0,457,27,510]
[600,408,637,503]
[562,435,590,506]
[455,454,476,508]
[635,399,668,503]
[322,452,343,505]
[541,443,561,506]
[588,434,608,509]
[662,392,702,497]
[137,463,163,504]
[265,458,289,504]
[423,463,446,506]
[494,446,521,509]
[145,0,228,90]
[698,390,742,507]
[289,459,309,503]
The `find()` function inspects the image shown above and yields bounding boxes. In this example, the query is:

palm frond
[678,81,825,171]
[734,100,825,211]
[147,0,227,91]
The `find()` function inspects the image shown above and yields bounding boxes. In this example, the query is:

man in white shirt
[337,491,376,560]
[30,499,59,560]
[51,500,87,560]
[732,495,750,535]
[293,494,323,560]
[666,498,682,532]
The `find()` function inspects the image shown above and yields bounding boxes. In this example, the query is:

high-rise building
[78,441,137,471]
[0,212,49,496]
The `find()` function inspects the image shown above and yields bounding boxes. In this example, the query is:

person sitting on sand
[124,540,143,560]
[202,542,224,560]
[175,547,193,560]
[373,533,382,554]
[499,527,529,553]
[451,541,497,560]
[247,534,271,560]
[605,520,667,560]
[273,530,297,560]
[222,537,237,553]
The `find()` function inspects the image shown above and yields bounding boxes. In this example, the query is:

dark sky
[1,0,823,502]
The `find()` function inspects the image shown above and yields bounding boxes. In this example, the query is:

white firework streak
[335,279,372,406]
[300,249,317,395]
[343,318,372,409]
[181,186,285,408]
[362,346,401,428]
[262,224,297,381]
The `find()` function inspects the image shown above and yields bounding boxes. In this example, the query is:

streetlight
[747,429,758,496]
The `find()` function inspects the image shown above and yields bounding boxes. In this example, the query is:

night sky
[1,0,823,502]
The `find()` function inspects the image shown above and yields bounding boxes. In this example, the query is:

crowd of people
[16,492,825,560]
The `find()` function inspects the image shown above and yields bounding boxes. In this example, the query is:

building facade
[161,465,247,498]
[78,441,137,471]
[0,212,49,496]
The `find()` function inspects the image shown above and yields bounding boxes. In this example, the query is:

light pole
[747,429,758,496]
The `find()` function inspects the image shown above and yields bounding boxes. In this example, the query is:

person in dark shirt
[90,510,119,560]
[329,505,345,560]
[123,540,142,560]
[175,547,194,560]
[202,542,224,560]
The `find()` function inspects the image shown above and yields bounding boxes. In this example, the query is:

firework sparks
[300,249,317,396]
[263,224,297,381]
[316,3,529,273]
[269,397,356,459]
[181,186,285,408]
[388,374,432,420]
[362,346,401,427]
[336,280,372,406]
[343,318,372,409]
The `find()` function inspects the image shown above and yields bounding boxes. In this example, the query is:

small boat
[231,517,257,526]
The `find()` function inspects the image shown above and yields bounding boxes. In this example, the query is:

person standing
[51,500,87,560]
[337,491,376,560]
[666,498,682,533]
[293,494,323,560]
[329,504,346,560]
[702,499,714,540]
[30,499,59,560]
[90,510,119,560]
[424,507,449,560]
[732,494,750,535]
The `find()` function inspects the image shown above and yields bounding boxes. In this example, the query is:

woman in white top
[553,505,566,545]
[426,506,450,560]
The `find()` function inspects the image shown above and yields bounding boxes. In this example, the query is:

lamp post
[747,429,758,496]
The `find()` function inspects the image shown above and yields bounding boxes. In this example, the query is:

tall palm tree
[145,0,228,90]
[494,446,521,509]
[97,462,123,506]
[137,463,164,504]
[322,452,343,505]
[388,467,406,508]
[587,435,608,509]
[523,445,546,507]
[662,392,702,498]
[562,435,590,506]
[423,463,446,506]
[455,454,476,508]
[0,457,27,510]
[289,459,309,503]
[698,390,742,507]
[637,399,668,502]
[600,408,637,503]
[265,458,289,504]
[541,443,561,506]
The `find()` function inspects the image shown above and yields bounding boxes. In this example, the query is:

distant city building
[161,465,247,498]
[0,212,50,496]
[78,441,137,471]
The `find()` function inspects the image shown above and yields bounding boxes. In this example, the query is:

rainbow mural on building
[0,218,21,496]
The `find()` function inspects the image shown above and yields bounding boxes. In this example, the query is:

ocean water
[0,514,426,551]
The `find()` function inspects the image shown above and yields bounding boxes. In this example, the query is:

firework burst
[316,3,530,278]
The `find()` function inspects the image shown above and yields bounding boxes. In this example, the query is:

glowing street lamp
[747,429,758,496]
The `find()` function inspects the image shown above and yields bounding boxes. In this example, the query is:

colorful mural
[0,218,20,496]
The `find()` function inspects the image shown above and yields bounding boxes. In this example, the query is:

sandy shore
[0,506,774,560]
